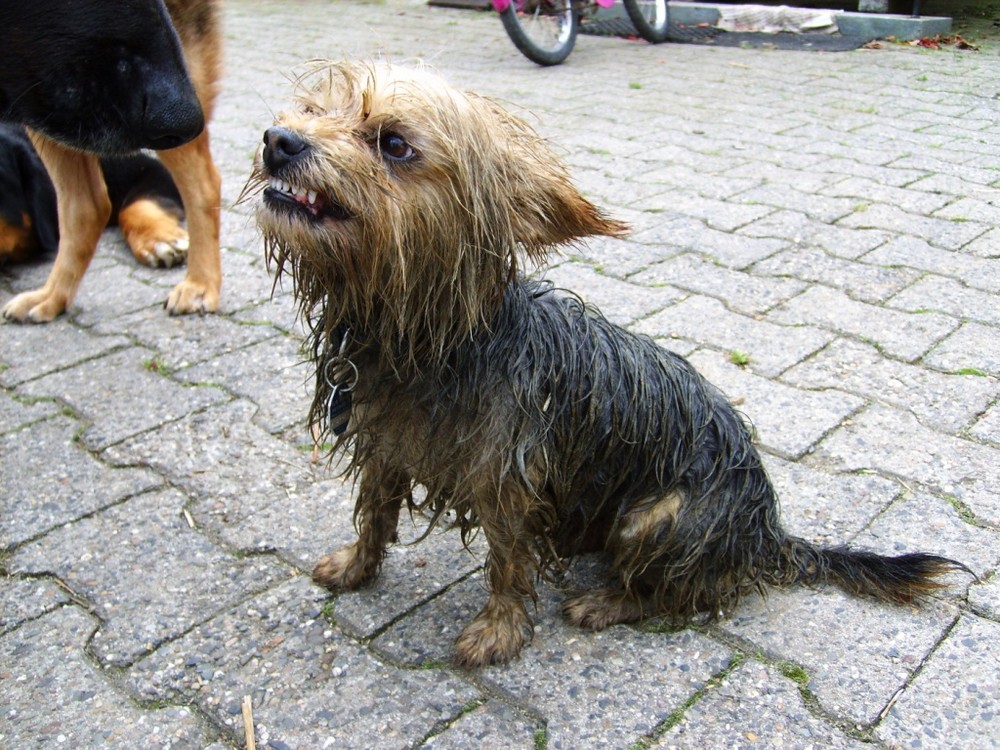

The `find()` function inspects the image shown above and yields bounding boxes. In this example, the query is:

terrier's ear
[507,167,629,253]
[478,97,629,253]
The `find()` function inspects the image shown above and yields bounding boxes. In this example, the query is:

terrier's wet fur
[251,61,967,668]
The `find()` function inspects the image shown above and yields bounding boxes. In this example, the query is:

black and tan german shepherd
[0,0,222,321]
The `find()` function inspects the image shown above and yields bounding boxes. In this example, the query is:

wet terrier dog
[251,61,966,668]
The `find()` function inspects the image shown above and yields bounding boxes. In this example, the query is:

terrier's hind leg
[563,588,645,631]
[564,490,684,630]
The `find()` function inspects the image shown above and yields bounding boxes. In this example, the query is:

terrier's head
[252,61,626,361]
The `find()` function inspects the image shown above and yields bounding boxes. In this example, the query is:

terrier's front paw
[312,543,377,591]
[454,602,531,668]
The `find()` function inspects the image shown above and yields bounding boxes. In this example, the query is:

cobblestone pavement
[2,2,999,748]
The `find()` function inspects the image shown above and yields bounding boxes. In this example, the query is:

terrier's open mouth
[264,177,352,221]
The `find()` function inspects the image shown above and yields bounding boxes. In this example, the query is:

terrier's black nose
[263,127,309,171]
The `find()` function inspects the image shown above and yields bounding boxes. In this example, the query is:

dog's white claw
[153,238,189,268]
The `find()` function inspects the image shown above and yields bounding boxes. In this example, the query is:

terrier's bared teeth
[294,185,306,198]
[307,190,317,204]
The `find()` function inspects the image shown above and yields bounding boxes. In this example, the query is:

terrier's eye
[380,132,415,162]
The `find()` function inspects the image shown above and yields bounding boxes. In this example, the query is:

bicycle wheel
[499,0,578,66]
[622,0,670,43]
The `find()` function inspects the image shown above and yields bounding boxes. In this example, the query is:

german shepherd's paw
[120,198,189,268]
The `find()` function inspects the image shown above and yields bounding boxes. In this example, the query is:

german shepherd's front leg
[1,133,109,322]
[158,129,222,315]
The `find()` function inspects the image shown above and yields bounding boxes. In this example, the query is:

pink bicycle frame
[493,0,614,12]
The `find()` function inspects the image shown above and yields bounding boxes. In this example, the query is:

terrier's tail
[776,537,971,604]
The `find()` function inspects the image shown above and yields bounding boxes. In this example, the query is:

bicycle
[493,0,670,66]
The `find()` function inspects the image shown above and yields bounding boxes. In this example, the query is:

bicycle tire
[622,0,670,43]
[499,1,579,66]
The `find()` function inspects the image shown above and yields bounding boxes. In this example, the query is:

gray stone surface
[0,606,213,748]
[10,489,291,666]
[1,415,161,548]
[1,1,998,747]
[876,615,1000,750]
[658,661,871,749]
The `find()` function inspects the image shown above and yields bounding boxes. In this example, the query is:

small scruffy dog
[251,61,965,668]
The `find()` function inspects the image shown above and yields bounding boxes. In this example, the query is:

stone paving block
[565,230,681,279]
[819,176,953,217]
[864,234,1000,294]
[103,400,321,531]
[546,260,684,326]
[641,141,749,177]
[631,253,807,316]
[218,476,357,568]
[0,320,130,387]
[0,577,70,635]
[63,262,172,327]
[719,587,959,726]
[837,203,989,252]
[374,575,733,750]
[631,217,787,270]
[0,606,213,749]
[207,241,282,314]
[687,349,864,460]
[875,615,1000,750]
[632,163,760,202]
[892,153,1000,189]
[815,403,1000,527]
[934,198,1000,227]
[175,334,313,435]
[810,158,927,189]
[723,162,844,193]
[924,321,1000,378]
[634,295,833,377]
[128,577,479,750]
[856,491,998,581]
[969,401,1000,446]
[968,574,1000,620]
[658,660,869,750]
[764,456,900,547]
[739,209,892,260]
[767,285,957,362]
[782,338,999,433]
[963,226,1000,259]
[232,289,303,333]
[1,415,160,548]
[733,183,857,224]
[750,245,919,304]
[908,173,1000,205]
[10,488,291,666]
[637,191,773,233]
[16,347,228,451]
[0,255,51,293]
[891,275,1000,328]
[419,700,541,750]
[0,389,58,434]
[90,304,278,371]
[784,126,905,167]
